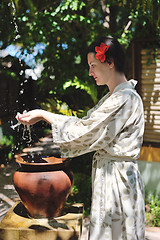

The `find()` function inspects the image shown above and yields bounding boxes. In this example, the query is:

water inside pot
[21,154,48,163]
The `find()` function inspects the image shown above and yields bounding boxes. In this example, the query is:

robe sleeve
[51,91,140,158]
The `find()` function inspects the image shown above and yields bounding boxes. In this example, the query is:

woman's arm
[16,109,56,125]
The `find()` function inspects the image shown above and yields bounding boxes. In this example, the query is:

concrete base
[0,201,83,240]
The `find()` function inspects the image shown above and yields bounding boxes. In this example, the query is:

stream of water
[0,1,33,221]
[0,0,47,223]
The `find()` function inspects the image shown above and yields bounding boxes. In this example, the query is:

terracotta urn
[13,154,73,218]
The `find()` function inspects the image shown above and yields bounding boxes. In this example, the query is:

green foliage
[40,97,81,116]
[66,153,93,215]
[1,0,160,114]
[145,190,160,227]
[63,76,98,105]
[0,135,14,147]
[67,172,92,216]
[0,135,14,161]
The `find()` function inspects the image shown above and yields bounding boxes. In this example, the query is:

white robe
[52,79,145,240]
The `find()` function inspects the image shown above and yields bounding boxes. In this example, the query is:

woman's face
[87,52,113,86]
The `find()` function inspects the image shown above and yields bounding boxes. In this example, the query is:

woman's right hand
[16,109,43,125]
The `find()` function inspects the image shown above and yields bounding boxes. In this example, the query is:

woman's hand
[16,109,43,125]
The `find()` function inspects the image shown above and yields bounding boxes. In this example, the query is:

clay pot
[13,154,73,218]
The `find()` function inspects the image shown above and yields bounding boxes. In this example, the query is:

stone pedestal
[0,201,83,240]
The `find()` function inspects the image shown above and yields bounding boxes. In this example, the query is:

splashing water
[11,122,32,143]
[11,110,32,143]
[10,122,21,130]
[22,125,32,143]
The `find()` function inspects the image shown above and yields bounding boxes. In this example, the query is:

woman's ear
[107,59,114,68]
[106,58,114,69]
[109,61,114,69]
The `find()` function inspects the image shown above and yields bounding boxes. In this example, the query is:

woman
[16,36,145,240]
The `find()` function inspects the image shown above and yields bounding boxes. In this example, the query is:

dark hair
[87,36,125,73]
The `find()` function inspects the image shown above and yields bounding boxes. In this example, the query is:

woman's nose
[89,68,93,76]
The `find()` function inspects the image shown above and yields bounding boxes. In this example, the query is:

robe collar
[112,79,137,94]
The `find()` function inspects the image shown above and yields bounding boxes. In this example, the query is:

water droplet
[19,70,24,75]
[15,35,20,39]
[19,89,24,95]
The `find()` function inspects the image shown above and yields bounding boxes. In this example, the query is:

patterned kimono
[52,79,145,240]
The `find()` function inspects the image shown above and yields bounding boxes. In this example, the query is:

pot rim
[14,154,68,166]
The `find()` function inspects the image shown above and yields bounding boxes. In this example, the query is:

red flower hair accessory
[95,43,110,62]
